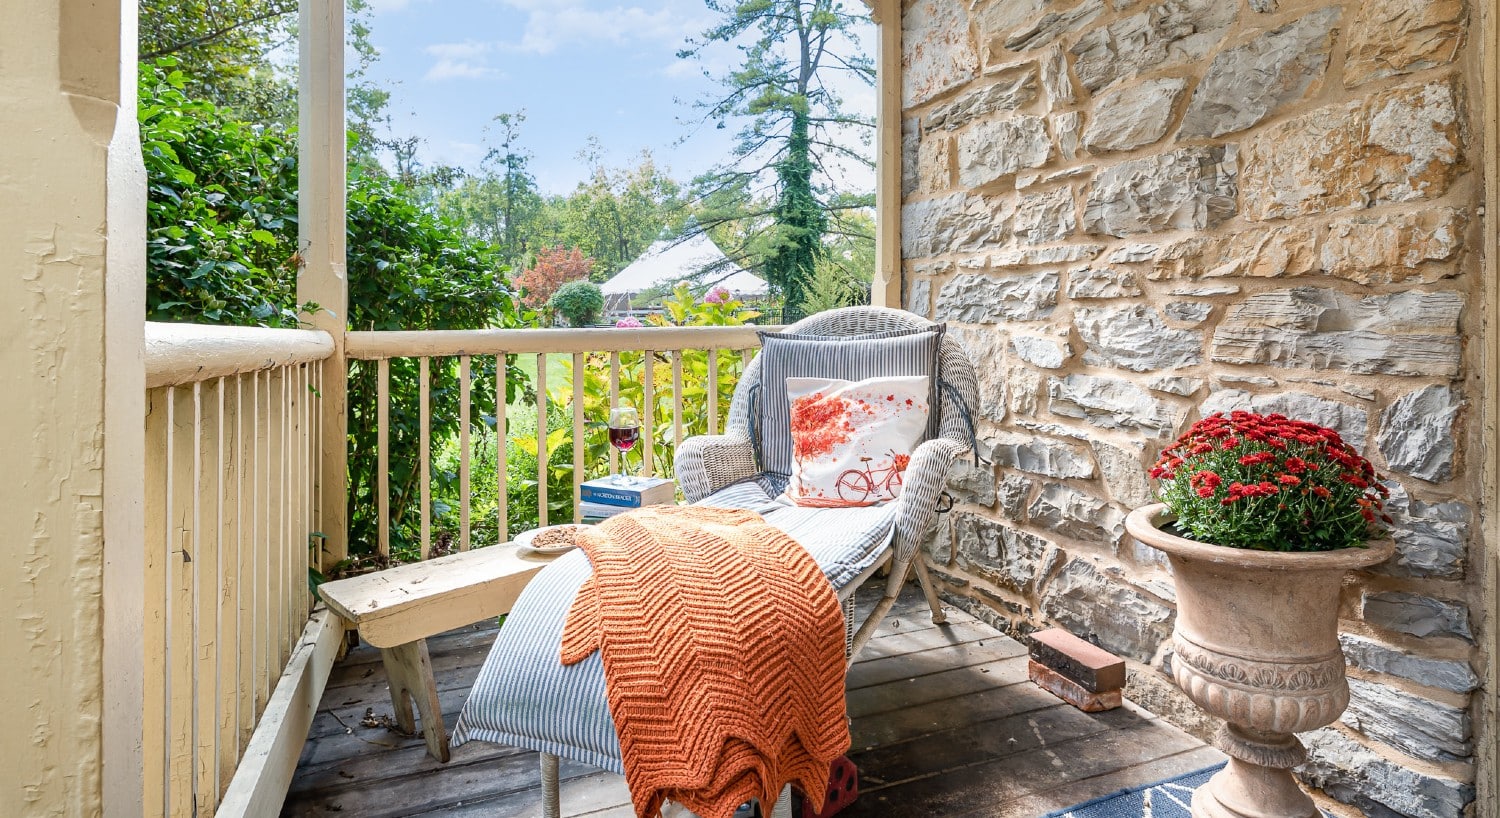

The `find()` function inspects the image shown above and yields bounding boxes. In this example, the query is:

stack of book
[579,476,678,523]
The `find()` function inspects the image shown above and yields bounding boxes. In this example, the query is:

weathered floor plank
[283,584,1216,817]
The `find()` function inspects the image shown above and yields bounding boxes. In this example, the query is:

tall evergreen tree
[681,0,875,321]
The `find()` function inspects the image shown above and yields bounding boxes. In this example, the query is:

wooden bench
[317,544,561,762]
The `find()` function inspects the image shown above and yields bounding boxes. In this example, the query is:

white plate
[514,524,586,555]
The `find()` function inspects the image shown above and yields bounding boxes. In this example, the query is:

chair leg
[768,784,794,818]
[541,752,561,818]
[913,558,948,625]
[380,640,449,762]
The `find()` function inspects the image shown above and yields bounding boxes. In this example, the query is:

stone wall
[899,0,1482,815]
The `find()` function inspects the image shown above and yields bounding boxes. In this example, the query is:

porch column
[298,0,349,567]
[0,0,147,815]
[870,0,903,309]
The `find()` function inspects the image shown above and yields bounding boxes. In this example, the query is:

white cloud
[423,40,501,81]
[496,1,705,55]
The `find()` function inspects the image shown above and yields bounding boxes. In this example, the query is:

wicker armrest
[890,436,968,565]
[675,432,760,502]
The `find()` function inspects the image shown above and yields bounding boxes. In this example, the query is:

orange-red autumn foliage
[515,246,595,308]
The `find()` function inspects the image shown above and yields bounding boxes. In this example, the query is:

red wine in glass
[608,425,640,451]
[608,406,641,485]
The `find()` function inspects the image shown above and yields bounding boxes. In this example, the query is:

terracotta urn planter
[1125,503,1394,818]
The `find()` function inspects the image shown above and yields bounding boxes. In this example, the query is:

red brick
[1028,628,1125,693]
[1029,660,1123,713]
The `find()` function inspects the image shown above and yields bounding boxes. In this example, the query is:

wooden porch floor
[283,585,1222,818]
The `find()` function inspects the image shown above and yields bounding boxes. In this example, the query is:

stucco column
[0,1,147,815]
[298,0,349,567]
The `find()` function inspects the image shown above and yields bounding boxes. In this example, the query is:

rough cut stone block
[1083,77,1186,153]
[1241,80,1464,220]
[954,512,1062,595]
[1179,7,1340,139]
[1010,336,1071,369]
[1052,110,1084,160]
[1070,0,1238,93]
[1210,288,1464,377]
[1005,0,1105,52]
[1012,187,1077,245]
[1379,385,1461,483]
[926,66,1038,131]
[946,456,998,508]
[1149,226,1319,280]
[1345,0,1466,87]
[1147,375,1204,397]
[957,115,1052,187]
[903,0,980,107]
[991,432,1095,479]
[1164,302,1212,324]
[1084,147,1237,237]
[1321,207,1465,285]
[902,192,1012,258]
[997,473,1034,520]
[1090,441,1156,510]
[1028,483,1124,544]
[1040,45,1077,108]
[1339,633,1478,694]
[1030,628,1126,692]
[1075,305,1203,372]
[950,327,1009,422]
[907,277,933,319]
[1066,266,1142,299]
[1049,373,1186,438]
[992,244,1104,268]
[1008,364,1044,417]
[1299,727,1474,818]
[1364,591,1473,642]
[1029,660,1123,712]
[1198,389,1368,448]
[1038,558,1174,663]
[916,135,952,193]
[902,118,920,197]
[1375,482,1469,580]
[934,271,1060,324]
[1343,677,1471,762]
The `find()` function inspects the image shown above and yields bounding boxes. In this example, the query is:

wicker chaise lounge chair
[452,306,979,817]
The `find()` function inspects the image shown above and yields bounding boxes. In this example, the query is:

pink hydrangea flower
[614,317,644,328]
[703,287,730,305]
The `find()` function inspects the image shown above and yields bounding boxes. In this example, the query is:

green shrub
[549,280,605,327]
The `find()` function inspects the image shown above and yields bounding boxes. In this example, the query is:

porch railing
[344,325,771,560]
[142,322,334,816]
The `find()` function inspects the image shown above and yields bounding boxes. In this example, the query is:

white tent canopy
[601,234,767,307]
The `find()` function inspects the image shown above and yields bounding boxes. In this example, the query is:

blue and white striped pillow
[754,326,944,478]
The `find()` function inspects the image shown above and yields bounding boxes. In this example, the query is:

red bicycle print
[834,451,912,505]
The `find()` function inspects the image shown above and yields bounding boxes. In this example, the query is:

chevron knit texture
[559,505,850,818]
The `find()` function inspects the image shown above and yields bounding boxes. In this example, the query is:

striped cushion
[450,480,897,774]
[755,326,943,478]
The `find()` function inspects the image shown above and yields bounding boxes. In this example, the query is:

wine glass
[608,406,642,486]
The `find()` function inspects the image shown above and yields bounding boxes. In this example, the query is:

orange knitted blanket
[559,505,850,818]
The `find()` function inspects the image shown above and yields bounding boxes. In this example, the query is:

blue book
[579,477,676,508]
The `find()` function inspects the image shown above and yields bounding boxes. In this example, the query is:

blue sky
[361,0,874,195]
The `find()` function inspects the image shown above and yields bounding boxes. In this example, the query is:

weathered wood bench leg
[380,640,449,763]
[541,752,561,818]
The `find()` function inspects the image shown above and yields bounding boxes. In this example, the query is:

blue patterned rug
[1039,764,1224,818]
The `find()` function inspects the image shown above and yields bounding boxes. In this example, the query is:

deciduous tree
[515,246,596,309]
[680,0,876,321]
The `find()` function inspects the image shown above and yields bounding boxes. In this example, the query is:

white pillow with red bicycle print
[785,375,931,508]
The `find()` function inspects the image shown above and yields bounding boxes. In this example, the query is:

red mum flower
[1312,486,1333,499]
[1197,486,1216,498]
[1285,457,1308,474]
[1277,474,1301,486]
